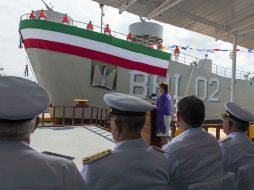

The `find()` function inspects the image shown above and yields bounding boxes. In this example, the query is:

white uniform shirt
[219,132,254,172]
[163,127,224,190]
[0,141,86,190]
[81,139,170,190]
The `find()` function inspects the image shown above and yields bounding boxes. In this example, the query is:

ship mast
[41,0,53,11]
[100,4,104,33]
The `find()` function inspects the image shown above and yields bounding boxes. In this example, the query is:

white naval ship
[19,3,254,122]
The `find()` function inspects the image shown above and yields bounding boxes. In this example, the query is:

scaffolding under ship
[19,9,254,122]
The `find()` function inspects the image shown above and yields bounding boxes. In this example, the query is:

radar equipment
[129,22,163,45]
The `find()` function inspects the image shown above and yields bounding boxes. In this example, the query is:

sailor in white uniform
[162,95,224,190]
[220,102,254,173]
[0,76,86,190]
[81,93,170,190]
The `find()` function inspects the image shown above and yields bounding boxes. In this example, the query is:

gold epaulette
[151,145,166,153]
[82,149,112,165]
[220,136,231,142]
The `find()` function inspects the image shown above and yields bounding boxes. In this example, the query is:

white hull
[26,48,254,120]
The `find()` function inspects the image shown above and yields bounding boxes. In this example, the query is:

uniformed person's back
[0,77,86,190]
[0,141,85,189]
[220,102,254,173]
[82,139,169,190]
[163,96,224,190]
[81,93,170,190]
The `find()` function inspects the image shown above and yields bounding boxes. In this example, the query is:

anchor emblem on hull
[91,65,117,90]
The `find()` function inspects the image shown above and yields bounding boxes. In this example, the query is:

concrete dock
[30,125,115,170]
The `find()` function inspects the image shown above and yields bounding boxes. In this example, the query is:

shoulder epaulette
[151,145,166,153]
[82,149,112,165]
[220,136,231,142]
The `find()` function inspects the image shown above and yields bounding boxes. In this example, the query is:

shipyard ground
[30,126,115,170]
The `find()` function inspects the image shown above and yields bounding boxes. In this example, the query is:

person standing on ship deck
[29,10,36,19]
[220,102,254,173]
[87,21,94,30]
[62,14,69,25]
[0,76,87,190]
[39,9,46,20]
[157,42,163,50]
[104,24,111,35]
[155,82,173,138]
[127,32,133,41]
[162,95,224,190]
[174,46,180,62]
[81,93,171,190]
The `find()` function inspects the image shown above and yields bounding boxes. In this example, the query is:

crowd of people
[1,76,254,189]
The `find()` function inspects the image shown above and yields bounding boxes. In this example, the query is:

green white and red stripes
[20,20,170,76]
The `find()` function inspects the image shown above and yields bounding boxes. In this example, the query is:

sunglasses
[221,112,230,120]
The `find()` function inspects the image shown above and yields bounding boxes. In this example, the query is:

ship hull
[20,18,254,121]
[26,48,254,120]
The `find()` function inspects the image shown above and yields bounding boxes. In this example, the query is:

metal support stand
[100,4,104,33]
[231,35,237,102]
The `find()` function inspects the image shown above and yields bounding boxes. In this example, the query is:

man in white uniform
[81,93,171,190]
[0,76,86,190]
[163,95,224,190]
[220,102,254,173]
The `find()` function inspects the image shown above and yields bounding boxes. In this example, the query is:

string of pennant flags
[162,44,254,54]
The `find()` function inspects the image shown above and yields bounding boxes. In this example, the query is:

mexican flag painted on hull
[19,20,170,76]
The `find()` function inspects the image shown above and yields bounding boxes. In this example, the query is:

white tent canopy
[92,0,254,102]
[92,0,254,50]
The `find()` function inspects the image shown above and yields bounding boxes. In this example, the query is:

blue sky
[1,0,254,78]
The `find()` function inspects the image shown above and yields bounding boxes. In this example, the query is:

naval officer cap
[0,76,50,122]
[223,102,254,124]
[104,93,154,116]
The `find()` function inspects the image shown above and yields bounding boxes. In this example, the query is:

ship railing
[40,105,225,140]
[20,13,127,40]
[212,64,254,80]
[20,13,254,81]
[169,49,254,80]
[39,105,111,131]
[169,49,200,65]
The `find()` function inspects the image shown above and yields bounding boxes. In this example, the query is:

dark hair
[230,118,249,132]
[177,95,205,127]
[159,82,169,93]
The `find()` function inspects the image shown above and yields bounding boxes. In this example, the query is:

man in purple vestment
[156,82,173,136]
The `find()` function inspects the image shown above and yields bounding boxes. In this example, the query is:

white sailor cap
[103,93,154,116]
[0,76,50,122]
[223,102,254,124]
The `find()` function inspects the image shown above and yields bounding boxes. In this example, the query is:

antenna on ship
[25,55,38,82]
[41,0,53,11]
[49,2,54,10]
[24,56,30,78]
